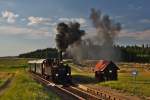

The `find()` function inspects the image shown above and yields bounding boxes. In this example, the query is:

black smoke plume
[90,8,121,47]
[56,22,85,52]
[55,8,122,63]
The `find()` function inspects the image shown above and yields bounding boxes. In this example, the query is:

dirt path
[0,73,15,95]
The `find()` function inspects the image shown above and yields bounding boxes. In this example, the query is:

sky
[0,0,150,56]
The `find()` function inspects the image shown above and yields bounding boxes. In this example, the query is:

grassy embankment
[0,58,60,100]
[0,73,11,87]
[98,64,150,97]
[69,62,150,97]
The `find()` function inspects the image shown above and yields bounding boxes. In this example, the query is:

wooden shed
[94,60,119,82]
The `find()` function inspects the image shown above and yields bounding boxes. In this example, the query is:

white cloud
[27,16,51,26]
[0,25,51,38]
[118,29,150,40]
[58,17,86,25]
[1,10,19,23]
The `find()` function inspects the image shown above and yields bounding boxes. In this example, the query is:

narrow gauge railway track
[29,72,102,100]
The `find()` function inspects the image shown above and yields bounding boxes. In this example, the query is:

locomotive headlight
[55,74,59,76]
[109,70,112,73]
[67,73,70,76]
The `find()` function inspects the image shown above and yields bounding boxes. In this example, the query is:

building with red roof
[94,60,119,81]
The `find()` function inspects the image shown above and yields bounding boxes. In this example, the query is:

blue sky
[0,0,150,56]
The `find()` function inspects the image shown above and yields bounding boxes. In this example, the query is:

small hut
[94,60,119,82]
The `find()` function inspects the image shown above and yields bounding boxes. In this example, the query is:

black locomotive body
[28,59,72,84]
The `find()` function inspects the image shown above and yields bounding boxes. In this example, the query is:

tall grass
[0,58,60,100]
[0,73,10,87]
[0,79,6,87]
[0,71,60,100]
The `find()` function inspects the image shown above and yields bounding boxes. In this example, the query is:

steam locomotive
[28,58,72,85]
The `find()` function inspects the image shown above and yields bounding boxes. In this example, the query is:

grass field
[0,58,60,100]
[1,58,149,99]
[0,73,10,87]
[0,58,28,72]
[69,62,150,98]
[97,64,150,97]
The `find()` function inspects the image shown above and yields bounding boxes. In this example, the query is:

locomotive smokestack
[59,51,63,61]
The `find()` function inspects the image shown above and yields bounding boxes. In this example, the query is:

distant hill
[19,48,58,59]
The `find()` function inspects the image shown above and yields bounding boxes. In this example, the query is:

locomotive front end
[52,61,72,85]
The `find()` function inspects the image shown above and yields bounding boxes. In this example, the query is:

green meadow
[97,65,150,98]
[0,58,149,99]
[69,62,150,98]
[0,58,60,100]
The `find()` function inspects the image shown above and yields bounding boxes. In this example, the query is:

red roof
[94,60,110,72]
